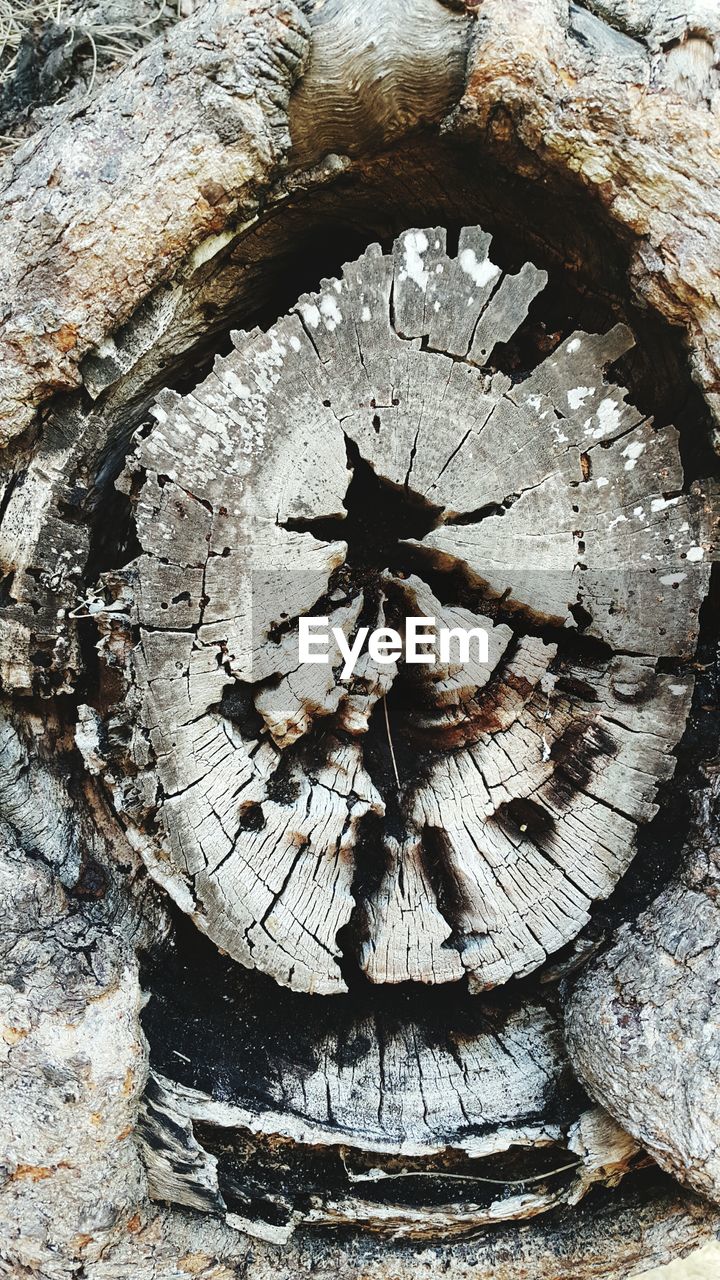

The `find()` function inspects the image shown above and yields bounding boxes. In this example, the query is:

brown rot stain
[402,670,537,751]
[555,675,599,702]
[52,323,78,353]
[71,857,108,900]
[199,180,227,207]
[504,671,534,700]
[548,717,617,803]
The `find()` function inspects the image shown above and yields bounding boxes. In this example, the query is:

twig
[382,695,401,788]
[341,1152,582,1188]
[85,26,97,95]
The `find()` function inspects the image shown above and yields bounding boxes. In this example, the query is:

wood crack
[94,225,713,1000]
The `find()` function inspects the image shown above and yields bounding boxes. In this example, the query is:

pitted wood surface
[97,227,712,998]
[1,0,720,1268]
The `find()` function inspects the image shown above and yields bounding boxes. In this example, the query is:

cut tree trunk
[1,2,720,1279]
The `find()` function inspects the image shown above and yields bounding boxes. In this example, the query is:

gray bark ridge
[566,768,720,1203]
[0,0,309,447]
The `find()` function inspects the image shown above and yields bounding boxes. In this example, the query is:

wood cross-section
[101,227,713,996]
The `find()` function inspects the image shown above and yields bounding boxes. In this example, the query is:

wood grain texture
[455,0,720,436]
[1,0,720,1274]
[0,0,309,447]
[289,0,472,165]
[94,228,711,1004]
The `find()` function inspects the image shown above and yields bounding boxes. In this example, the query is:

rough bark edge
[566,769,720,1203]
[452,0,720,438]
[0,0,310,446]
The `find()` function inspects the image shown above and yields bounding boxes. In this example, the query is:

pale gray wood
[95,227,711,1006]
[2,1,720,1271]
[468,261,547,366]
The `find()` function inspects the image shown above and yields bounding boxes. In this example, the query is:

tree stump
[81,226,714,1242]
[1,2,720,1278]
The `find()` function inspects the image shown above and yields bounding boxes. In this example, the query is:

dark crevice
[282,438,443,574]
[140,898,584,1112]
[204,1124,582,1225]
[21,126,716,1240]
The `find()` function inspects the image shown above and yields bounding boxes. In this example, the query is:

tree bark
[1,1,719,1277]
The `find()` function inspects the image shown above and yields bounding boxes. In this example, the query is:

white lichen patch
[320,295,343,330]
[586,397,623,440]
[458,247,500,290]
[622,439,646,471]
[299,302,321,329]
[568,386,594,410]
[401,229,429,290]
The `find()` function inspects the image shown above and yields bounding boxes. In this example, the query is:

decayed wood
[138,1069,646,1241]
[566,768,720,1204]
[0,0,474,454]
[132,915,650,1242]
[0,739,715,1276]
[1,0,720,1275]
[0,0,309,447]
[150,990,568,1159]
[456,0,720,433]
[91,227,713,1008]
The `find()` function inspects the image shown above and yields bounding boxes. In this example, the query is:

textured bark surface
[455,0,720,433]
[0,0,309,446]
[1,0,720,1276]
[566,770,720,1204]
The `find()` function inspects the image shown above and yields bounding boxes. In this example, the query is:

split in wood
[93,226,714,1000]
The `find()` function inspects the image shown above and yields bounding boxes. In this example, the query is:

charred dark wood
[1,1,720,1276]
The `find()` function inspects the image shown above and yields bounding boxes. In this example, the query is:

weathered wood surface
[1,803,716,1277]
[0,0,474,452]
[2,0,720,452]
[137,1070,640,1239]
[95,229,710,1003]
[0,0,310,447]
[566,769,720,1205]
[1,0,720,1276]
[288,0,471,164]
[456,0,720,433]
